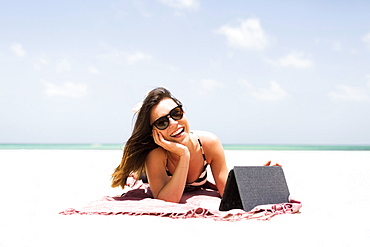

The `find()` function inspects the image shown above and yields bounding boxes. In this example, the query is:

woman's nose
[168,116,178,126]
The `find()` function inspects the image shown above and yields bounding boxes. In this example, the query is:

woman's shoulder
[192,130,221,146]
[147,146,167,158]
[193,130,224,162]
[146,147,167,169]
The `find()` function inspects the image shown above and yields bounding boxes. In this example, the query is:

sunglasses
[152,105,184,130]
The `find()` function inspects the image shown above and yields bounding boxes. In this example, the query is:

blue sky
[1,0,370,145]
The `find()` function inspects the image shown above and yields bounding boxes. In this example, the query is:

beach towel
[60,179,302,221]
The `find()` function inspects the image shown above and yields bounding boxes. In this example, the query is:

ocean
[1,143,369,151]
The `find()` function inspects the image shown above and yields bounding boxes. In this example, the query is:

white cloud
[33,56,49,71]
[56,59,72,73]
[332,40,343,52]
[158,0,200,11]
[126,51,152,65]
[362,33,370,50]
[238,79,253,88]
[201,79,224,91]
[217,18,268,50]
[314,38,343,52]
[240,80,288,101]
[329,83,370,102]
[10,42,26,57]
[87,65,101,75]
[132,0,152,17]
[194,79,224,96]
[98,50,152,65]
[275,51,313,69]
[43,81,88,98]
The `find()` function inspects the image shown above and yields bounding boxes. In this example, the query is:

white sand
[0,149,369,246]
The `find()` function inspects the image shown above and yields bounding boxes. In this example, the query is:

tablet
[219,166,290,212]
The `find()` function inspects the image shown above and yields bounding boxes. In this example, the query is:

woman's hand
[152,129,189,157]
[149,129,190,202]
[263,161,282,167]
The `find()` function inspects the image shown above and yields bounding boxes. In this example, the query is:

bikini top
[165,135,209,187]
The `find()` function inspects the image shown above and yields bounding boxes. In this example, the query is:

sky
[1,0,370,145]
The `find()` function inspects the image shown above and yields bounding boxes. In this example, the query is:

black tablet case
[219,166,290,212]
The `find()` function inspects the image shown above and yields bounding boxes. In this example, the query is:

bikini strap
[196,138,206,161]
[192,133,208,168]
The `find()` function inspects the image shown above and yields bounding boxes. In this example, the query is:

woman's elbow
[155,192,182,203]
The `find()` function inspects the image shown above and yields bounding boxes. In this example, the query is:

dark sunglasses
[152,105,184,130]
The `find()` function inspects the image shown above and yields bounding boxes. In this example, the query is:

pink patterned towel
[60,182,301,221]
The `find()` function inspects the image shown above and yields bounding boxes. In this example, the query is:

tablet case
[219,166,290,212]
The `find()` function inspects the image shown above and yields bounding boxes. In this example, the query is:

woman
[111,87,229,203]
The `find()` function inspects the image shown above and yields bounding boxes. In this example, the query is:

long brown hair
[111,87,182,189]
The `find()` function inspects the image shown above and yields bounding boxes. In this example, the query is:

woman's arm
[145,130,190,203]
[199,131,228,196]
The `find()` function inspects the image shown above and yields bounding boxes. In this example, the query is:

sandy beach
[0,149,369,246]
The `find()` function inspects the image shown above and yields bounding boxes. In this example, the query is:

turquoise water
[1,143,369,151]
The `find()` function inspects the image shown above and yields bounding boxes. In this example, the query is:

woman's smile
[170,127,185,138]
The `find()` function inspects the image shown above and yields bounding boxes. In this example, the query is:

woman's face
[150,98,190,143]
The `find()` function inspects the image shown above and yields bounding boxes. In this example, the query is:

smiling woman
[111,87,229,203]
